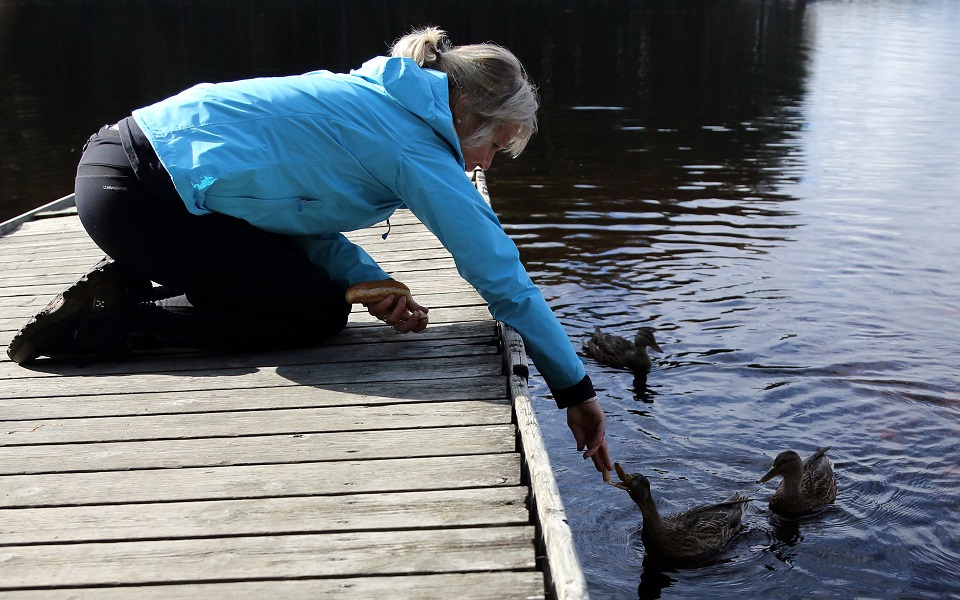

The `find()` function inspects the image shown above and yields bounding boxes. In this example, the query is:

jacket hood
[351,56,464,168]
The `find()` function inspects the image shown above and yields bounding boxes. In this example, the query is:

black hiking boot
[6,257,146,365]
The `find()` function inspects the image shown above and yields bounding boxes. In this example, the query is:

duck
[582,326,663,371]
[609,463,751,563]
[757,446,837,516]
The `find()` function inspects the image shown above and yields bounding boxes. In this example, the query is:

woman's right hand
[366,295,429,333]
[567,398,613,473]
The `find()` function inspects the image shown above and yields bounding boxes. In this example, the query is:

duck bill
[757,468,777,484]
[650,342,663,353]
[610,462,634,490]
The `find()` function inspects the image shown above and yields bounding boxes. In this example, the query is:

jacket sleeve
[393,147,595,406]
[287,232,391,288]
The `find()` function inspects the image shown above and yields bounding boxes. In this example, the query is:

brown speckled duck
[609,463,751,563]
[757,446,837,516]
[582,326,663,371]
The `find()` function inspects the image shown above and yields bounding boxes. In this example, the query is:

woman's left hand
[367,294,429,333]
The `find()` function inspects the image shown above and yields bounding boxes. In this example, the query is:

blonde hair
[390,26,539,157]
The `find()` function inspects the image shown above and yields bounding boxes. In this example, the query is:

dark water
[3,1,959,598]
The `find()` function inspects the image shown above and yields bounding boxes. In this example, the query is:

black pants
[74,125,351,351]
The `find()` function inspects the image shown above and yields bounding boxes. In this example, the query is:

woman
[7,27,612,473]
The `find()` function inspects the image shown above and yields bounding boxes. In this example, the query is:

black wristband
[552,374,596,409]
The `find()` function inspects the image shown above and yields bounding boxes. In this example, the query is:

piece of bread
[345,279,410,305]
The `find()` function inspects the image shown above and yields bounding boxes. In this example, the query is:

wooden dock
[0,173,588,599]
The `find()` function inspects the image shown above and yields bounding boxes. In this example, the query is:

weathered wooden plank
[0,294,39,309]
[0,306,490,342]
[2,286,458,311]
[1,453,521,507]
[4,227,83,244]
[0,526,537,589]
[0,222,88,240]
[0,323,491,361]
[0,332,496,379]
[1,399,511,446]
[0,193,76,237]
[0,375,507,420]
[0,223,87,239]
[0,287,480,309]
[312,304,492,326]
[474,169,586,599]
[0,305,490,343]
[0,572,546,600]
[0,423,516,474]
[0,242,98,261]
[0,354,503,399]
[0,289,484,327]
[0,486,529,544]
[502,324,589,600]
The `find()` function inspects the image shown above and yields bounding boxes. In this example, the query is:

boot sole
[7,265,125,365]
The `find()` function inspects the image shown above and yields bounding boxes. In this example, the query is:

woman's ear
[452,92,471,125]
[453,94,482,141]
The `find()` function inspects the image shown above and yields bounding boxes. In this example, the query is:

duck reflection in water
[635,551,741,600]
[631,370,656,403]
[636,559,678,600]
[762,513,804,568]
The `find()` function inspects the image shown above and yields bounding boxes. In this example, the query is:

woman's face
[460,128,514,171]
[453,95,519,171]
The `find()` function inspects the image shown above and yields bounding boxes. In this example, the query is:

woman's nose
[478,148,495,171]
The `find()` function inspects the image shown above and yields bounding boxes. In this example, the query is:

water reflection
[631,372,656,403]
[1,0,807,223]
[767,514,803,549]
[633,531,754,600]
[637,563,678,600]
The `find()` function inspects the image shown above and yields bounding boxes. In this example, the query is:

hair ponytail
[389,26,538,157]
[390,26,450,69]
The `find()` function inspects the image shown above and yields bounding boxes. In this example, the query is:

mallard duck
[582,326,663,371]
[757,446,837,516]
[609,463,751,562]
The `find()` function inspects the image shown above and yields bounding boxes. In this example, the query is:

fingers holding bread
[346,279,429,332]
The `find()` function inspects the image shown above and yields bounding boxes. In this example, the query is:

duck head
[635,327,664,354]
[608,462,654,507]
[757,450,803,483]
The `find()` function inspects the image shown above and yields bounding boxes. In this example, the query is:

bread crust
[345,279,410,304]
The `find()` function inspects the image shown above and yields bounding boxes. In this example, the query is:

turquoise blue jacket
[132,56,591,400]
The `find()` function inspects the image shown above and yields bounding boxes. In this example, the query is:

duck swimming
[757,446,837,516]
[582,326,663,371]
[609,463,751,563]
